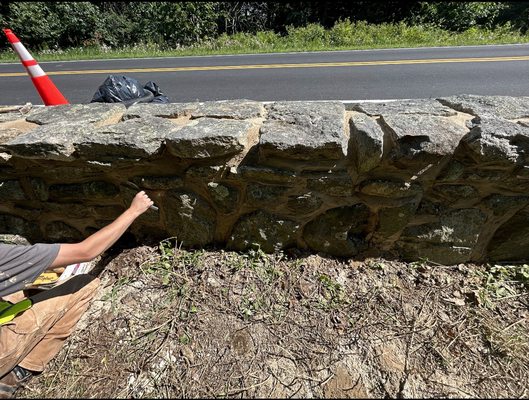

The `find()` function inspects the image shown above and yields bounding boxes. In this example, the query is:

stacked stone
[1,95,529,264]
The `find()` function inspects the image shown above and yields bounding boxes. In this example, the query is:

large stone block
[377,201,419,237]
[349,113,384,173]
[1,123,90,161]
[306,172,354,197]
[380,114,468,166]
[259,102,347,161]
[26,103,125,125]
[123,103,197,120]
[400,208,486,247]
[397,208,486,264]
[75,116,175,160]
[303,204,370,257]
[351,99,456,117]
[164,190,216,247]
[438,94,529,119]
[190,99,265,119]
[166,117,253,159]
[227,210,299,252]
[488,206,529,261]
[460,116,529,166]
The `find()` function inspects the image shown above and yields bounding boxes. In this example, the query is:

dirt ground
[19,241,529,398]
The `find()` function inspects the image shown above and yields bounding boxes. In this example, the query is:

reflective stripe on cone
[2,28,69,106]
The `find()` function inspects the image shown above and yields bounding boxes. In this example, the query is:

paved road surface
[0,44,528,105]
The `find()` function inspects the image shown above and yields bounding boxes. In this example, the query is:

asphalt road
[0,44,529,105]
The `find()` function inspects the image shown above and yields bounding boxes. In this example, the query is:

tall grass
[0,20,527,62]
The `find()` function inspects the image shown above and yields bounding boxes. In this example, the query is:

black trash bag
[91,75,169,107]
[143,81,170,103]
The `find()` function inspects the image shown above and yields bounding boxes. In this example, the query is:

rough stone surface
[349,113,384,173]
[228,210,299,252]
[164,190,216,247]
[76,116,175,161]
[206,182,239,214]
[488,206,529,261]
[303,204,370,257]
[246,183,290,207]
[190,100,264,119]
[123,103,197,120]
[45,221,84,242]
[306,173,354,197]
[460,116,529,165]
[235,166,299,185]
[0,234,30,245]
[26,103,126,125]
[48,181,120,201]
[0,214,33,238]
[359,179,422,198]
[0,179,25,201]
[381,114,469,165]
[482,194,529,217]
[259,102,347,160]
[431,184,479,202]
[398,208,487,264]
[351,99,456,117]
[286,192,323,215]
[377,202,419,237]
[1,123,90,161]
[0,112,27,123]
[166,117,253,159]
[438,94,529,119]
[1,97,529,264]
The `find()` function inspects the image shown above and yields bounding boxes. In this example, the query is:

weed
[317,273,348,309]
[472,264,529,308]
[101,276,131,309]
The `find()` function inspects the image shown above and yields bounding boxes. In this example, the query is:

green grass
[1,20,528,62]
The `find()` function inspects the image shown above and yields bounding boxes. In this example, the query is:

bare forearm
[79,208,140,259]
[50,191,153,268]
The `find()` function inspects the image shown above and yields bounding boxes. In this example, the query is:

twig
[501,318,527,332]
[216,374,272,396]
[427,379,476,397]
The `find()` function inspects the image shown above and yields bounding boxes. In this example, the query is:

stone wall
[1,95,529,264]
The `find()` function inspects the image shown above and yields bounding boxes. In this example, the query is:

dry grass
[20,240,529,398]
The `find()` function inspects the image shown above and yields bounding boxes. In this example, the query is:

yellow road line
[1,55,529,77]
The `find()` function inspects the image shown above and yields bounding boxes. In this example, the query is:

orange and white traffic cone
[3,28,69,106]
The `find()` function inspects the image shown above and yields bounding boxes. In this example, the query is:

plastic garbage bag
[91,75,170,107]
[144,81,170,103]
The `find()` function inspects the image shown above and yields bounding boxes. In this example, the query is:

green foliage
[131,2,218,48]
[410,2,507,32]
[4,2,62,50]
[473,264,529,309]
[1,2,529,59]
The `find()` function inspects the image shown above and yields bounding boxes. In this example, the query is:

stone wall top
[1,96,529,265]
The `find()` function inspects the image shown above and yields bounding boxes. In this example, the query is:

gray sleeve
[0,243,60,298]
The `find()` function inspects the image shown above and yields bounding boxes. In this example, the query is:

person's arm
[49,191,154,268]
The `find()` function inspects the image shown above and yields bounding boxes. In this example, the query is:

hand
[129,191,154,217]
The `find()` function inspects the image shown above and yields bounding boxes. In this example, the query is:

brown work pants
[0,275,99,377]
